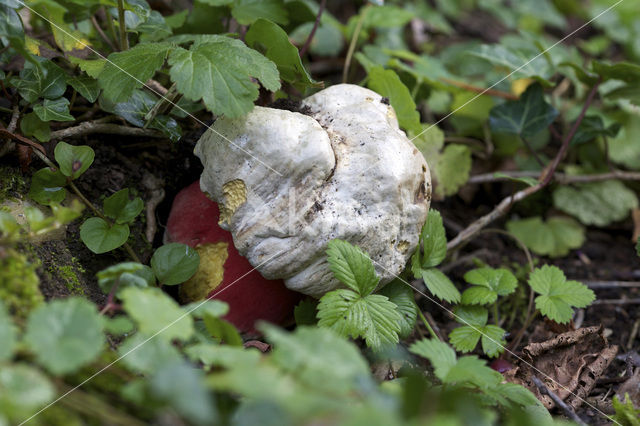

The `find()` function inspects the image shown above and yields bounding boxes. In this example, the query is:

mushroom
[194,84,431,297]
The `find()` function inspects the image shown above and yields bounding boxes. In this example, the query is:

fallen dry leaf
[505,326,618,410]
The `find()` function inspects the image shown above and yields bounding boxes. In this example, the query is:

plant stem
[299,0,327,57]
[90,14,117,51]
[103,6,119,50]
[492,302,499,326]
[116,0,128,50]
[468,169,640,184]
[342,5,369,83]
[418,310,441,341]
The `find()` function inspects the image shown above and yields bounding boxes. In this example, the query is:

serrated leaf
[420,210,447,268]
[103,188,144,224]
[528,265,595,323]
[245,19,317,89]
[507,216,585,258]
[367,66,421,134]
[33,97,74,122]
[461,267,518,305]
[11,59,67,103]
[0,301,16,362]
[489,83,558,138]
[98,42,172,103]
[168,36,280,118]
[68,76,100,103]
[54,142,94,179]
[409,338,457,381]
[24,298,104,374]
[69,56,106,79]
[326,239,379,295]
[151,242,200,285]
[434,144,471,197]
[80,217,129,254]
[231,0,288,25]
[29,167,67,205]
[420,268,461,303]
[445,356,503,389]
[317,289,402,350]
[449,325,481,353]
[120,287,194,342]
[203,315,243,346]
[378,280,417,338]
[20,112,50,142]
[553,180,639,226]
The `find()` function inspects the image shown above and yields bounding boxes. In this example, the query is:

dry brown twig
[50,121,164,140]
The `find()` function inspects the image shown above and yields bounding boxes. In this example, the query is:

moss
[0,165,27,203]
[48,257,86,295]
[0,249,44,319]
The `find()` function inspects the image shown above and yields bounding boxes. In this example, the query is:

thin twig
[531,376,587,425]
[50,122,164,140]
[583,281,640,289]
[299,0,327,57]
[0,105,19,157]
[440,77,518,100]
[468,170,640,185]
[90,15,117,51]
[591,298,640,305]
[342,5,369,83]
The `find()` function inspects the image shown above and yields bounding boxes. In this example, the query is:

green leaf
[118,333,182,374]
[378,280,417,338]
[33,97,75,122]
[409,338,457,381]
[317,290,402,350]
[0,364,55,422]
[472,44,553,83]
[489,84,558,138]
[231,0,288,25]
[611,394,640,426]
[184,300,230,319]
[367,66,421,134]
[24,298,104,374]
[29,167,67,205]
[461,267,518,305]
[528,265,595,323]
[150,361,217,425]
[0,211,20,237]
[54,142,95,179]
[289,22,344,57]
[420,210,447,268]
[151,243,200,285]
[591,60,640,83]
[449,323,481,352]
[80,217,130,254]
[103,188,144,224]
[552,180,639,226]
[68,76,100,103]
[326,239,379,295]
[98,42,172,103]
[449,306,506,358]
[185,343,261,369]
[363,5,413,29]
[571,115,621,146]
[68,56,106,79]
[20,112,50,142]
[445,355,503,388]
[420,268,460,303]
[293,299,317,326]
[245,19,317,89]
[492,172,538,187]
[104,316,134,335]
[434,144,472,197]
[97,262,155,294]
[507,216,585,257]
[11,59,67,103]
[120,287,194,342]
[168,36,280,118]
[203,315,243,346]
[0,301,16,362]
[636,237,640,257]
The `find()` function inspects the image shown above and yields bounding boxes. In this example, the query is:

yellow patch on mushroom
[219,179,247,225]
[179,242,229,302]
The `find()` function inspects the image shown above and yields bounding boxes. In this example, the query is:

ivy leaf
[151,243,200,285]
[434,144,472,198]
[317,290,402,350]
[231,0,288,25]
[24,298,104,374]
[489,83,558,138]
[326,239,379,295]
[528,265,595,323]
[378,280,418,338]
[0,301,16,362]
[68,76,100,103]
[461,267,518,305]
[80,217,130,254]
[571,115,621,146]
[245,18,318,89]
[20,112,50,142]
[553,180,639,226]
[448,306,506,358]
[367,66,421,134]
[507,216,585,257]
[120,287,194,342]
[54,142,95,179]
[168,36,280,118]
[409,338,457,381]
[420,210,447,268]
[33,97,75,122]
[420,268,461,303]
[103,188,144,224]
[29,167,67,205]
[98,42,172,103]
[10,59,67,103]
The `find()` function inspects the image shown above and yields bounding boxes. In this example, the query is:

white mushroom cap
[195,84,431,297]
